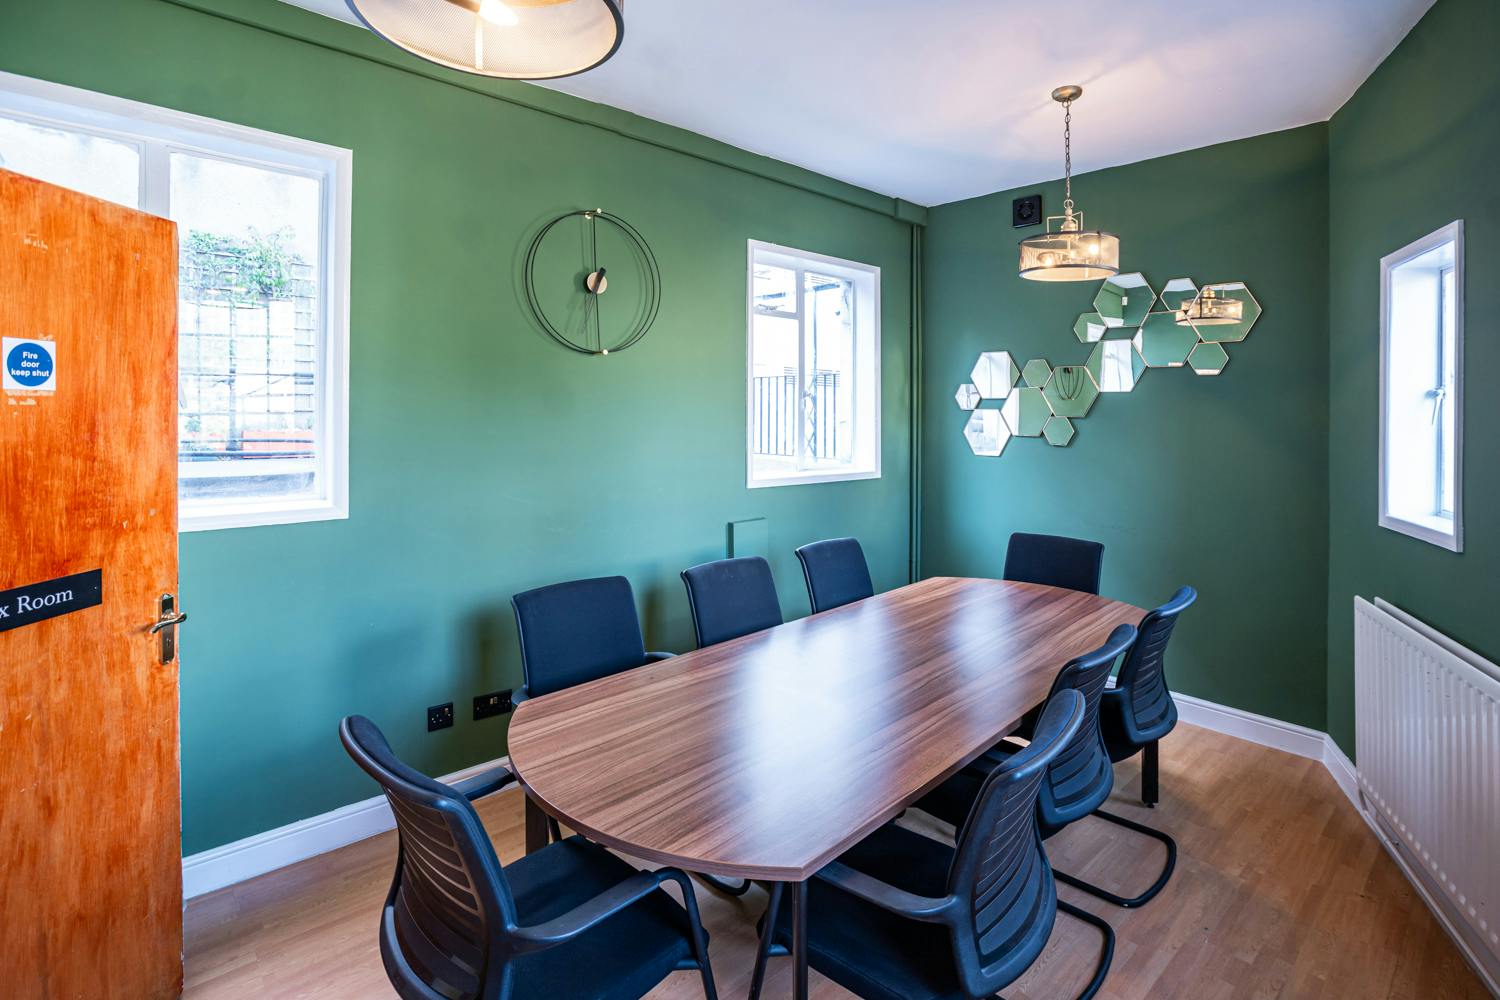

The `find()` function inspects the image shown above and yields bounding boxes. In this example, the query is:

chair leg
[663,871,718,1000]
[1053,809,1177,908]
[748,881,785,1000]
[692,872,753,896]
[1141,740,1160,807]
[1056,899,1115,1000]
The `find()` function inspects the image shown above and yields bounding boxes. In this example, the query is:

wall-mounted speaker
[1012,194,1042,228]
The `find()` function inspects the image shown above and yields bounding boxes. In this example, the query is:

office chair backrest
[1034,624,1136,834]
[1002,532,1105,595]
[794,537,875,614]
[680,556,783,648]
[1114,586,1197,741]
[946,690,1086,998]
[340,715,514,1000]
[512,576,649,698]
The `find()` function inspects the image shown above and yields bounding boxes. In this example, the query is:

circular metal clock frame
[523,208,661,356]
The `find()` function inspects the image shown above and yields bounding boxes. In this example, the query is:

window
[747,241,880,488]
[0,71,350,531]
[1380,221,1463,551]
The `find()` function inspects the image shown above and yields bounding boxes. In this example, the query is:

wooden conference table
[507,576,1144,998]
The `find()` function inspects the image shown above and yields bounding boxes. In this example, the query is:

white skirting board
[176,699,1499,996]
[177,698,1350,900]
[181,755,509,900]
[1178,691,1495,997]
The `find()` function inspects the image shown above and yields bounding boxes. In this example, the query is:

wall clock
[523,208,661,355]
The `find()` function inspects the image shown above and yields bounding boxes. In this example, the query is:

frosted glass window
[0,73,350,531]
[0,113,140,208]
[172,152,325,508]
[1379,221,1463,551]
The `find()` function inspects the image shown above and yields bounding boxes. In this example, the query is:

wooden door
[0,170,182,999]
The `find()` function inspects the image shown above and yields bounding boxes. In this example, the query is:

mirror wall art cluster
[956,273,1262,456]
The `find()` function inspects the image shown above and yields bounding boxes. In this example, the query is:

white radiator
[1355,597,1500,992]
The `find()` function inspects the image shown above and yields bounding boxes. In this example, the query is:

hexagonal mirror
[1159,277,1198,313]
[1189,282,1260,343]
[1132,311,1198,367]
[1188,341,1229,375]
[963,409,1010,456]
[955,383,981,410]
[1086,338,1145,392]
[1042,364,1099,418]
[970,351,1019,399]
[1022,358,1052,388]
[1001,386,1052,437]
[1073,311,1108,344]
[1093,272,1156,328]
[1043,416,1075,447]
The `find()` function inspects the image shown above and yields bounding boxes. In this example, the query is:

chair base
[693,872,753,897]
[1054,809,1177,908]
[658,869,719,1000]
[747,881,788,1000]
[1053,899,1115,1000]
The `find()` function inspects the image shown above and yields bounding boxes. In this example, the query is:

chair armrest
[644,651,676,663]
[815,862,956,924]
[509,870,668,951]
[450,764,517,801]
[511,684,531,705]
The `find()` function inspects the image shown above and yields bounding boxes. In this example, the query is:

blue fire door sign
[4,337,57,392]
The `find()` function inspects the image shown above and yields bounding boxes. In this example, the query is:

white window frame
[0,70,351,532]
[746,240,881,489]
[1378,220,1463,552]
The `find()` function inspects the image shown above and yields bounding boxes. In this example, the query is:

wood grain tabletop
[506,576,1144,881]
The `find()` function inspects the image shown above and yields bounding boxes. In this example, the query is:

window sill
[1378,512,1461,553]
[180,497,348,533]
[747,468,881,490]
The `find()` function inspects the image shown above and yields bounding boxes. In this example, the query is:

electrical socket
[473,689,513,721]
[427,702,454,732]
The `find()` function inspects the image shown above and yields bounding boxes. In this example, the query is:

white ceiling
[282,0,1433,206]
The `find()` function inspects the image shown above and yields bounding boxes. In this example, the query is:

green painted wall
[1326,0,1500,755]
[0,0,916,853]
[920,126,1332,728]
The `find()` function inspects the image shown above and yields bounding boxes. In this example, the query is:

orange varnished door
[0,170,182,998]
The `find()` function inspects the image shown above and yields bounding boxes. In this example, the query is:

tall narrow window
[171,153,324,511]
[1380,221,1463,551]
[0,72,351,531]
[747,241,880,488]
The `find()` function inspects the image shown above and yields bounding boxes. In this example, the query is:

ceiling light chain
[1017,85,1120,282]
[1062,94,1073,221]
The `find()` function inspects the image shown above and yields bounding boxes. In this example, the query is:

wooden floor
[184,724,1488,999]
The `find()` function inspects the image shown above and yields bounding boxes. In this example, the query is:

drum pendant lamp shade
[345,0,624,80]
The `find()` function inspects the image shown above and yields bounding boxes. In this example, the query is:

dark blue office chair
[511,576,672,844]
[913,624,1139,997]
[1102,586,1196,806]
[1003,532,1105,595]
[753,690,1102,1000]
[339,715,717,1000]
[676,556,783,898]
[1057,586,1197,910]
[794,537,875,614]
[680,556,783,648]
[510,576,673,704]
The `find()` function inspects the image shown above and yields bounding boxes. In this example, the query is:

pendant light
[1174,285,1245,326]
[1018,86,1120,282]
[346,0,624,81]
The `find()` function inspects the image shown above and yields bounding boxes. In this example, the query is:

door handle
[150,593,186,664]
